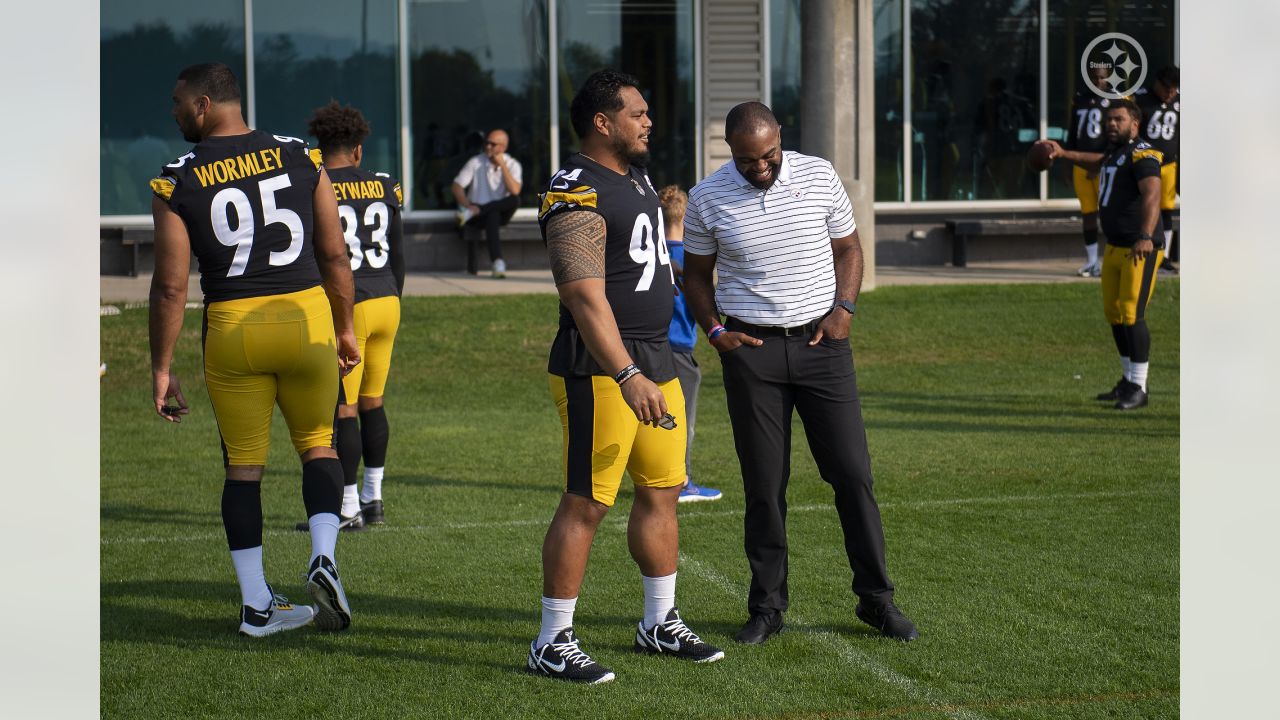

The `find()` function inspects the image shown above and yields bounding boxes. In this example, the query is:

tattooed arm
[546,211,668,425]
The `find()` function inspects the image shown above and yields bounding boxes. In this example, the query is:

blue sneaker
[678,480,722,503]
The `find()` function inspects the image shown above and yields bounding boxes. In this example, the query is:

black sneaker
[293,513,365,533]
[238,587,316,638]
[527,627,616,684]
[360,499,384,525]
[634,607,725,663]
[1114,380,1148,410]
[305,555,352,631]
[1096,377,1127,401]
[855,601,919,641]
[734,611,785,644]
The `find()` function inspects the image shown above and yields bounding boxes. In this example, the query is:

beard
[745,163,780,190]
[612,134,650,167]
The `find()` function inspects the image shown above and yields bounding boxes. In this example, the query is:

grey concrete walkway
[100,259,1095,304]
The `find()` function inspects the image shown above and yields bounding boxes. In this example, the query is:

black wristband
[614,364,642,385]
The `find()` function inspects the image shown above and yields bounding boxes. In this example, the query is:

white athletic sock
[1163,229,1173,251]
[360,467,384,503]
[308,513,340,564]
[340,484,360,518]
[1121,356,1132,381]
[1085,243,1098,265]
[642,572,677,630]
[230,546,272,610]
[1130,362,1149,391]
[538,596,577,647]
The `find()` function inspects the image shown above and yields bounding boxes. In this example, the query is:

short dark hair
[308,101,371,154]
[1108,98,1142,123]
[176,63,241,103]
[1155,65,1179,89]
[724,101,778,140]
[569,70,640,139]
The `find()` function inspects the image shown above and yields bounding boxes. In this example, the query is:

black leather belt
[725,316,822,338]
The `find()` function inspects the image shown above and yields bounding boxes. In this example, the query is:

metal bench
[945,215,1179,268]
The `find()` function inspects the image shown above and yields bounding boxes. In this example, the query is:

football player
[1065,65,1113,277]
[149,63,359,636]
[527,70,724,684]
[1135,66,1179,273]
[293,102,404,532]
[1045,98,1165,409]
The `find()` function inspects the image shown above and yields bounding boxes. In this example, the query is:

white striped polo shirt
[683,151,856,326]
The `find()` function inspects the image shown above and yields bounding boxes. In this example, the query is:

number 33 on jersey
[151,131,324,303]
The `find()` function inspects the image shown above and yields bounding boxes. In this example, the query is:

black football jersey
[327,165,404,302]
[1065,91,1111,153]
[151,131,322,303]
[538,154,675,381]
[1098,138,1164,246]
[1134,88,1179,164]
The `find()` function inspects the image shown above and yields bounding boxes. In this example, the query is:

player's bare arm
[811,230,864,345]
[682,251,762,353]
[1133,175,1163,263]
[547,211,667,425]
[148,196,192,422]
[312,168,361,374]
[1044,140,1104,173]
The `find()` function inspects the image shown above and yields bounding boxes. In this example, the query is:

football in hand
[1027,141,1054,172]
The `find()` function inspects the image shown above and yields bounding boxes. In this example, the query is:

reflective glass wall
[556,0,695,194]
[254,0,401,184]
[101,0,245,216]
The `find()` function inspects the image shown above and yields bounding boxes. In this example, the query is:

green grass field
[101,280,1179,719]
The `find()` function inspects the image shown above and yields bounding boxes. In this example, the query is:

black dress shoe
[1114,380,1148,410]
[855,601,919,641]
[734,612,784,644]
[1096,377,1126,401]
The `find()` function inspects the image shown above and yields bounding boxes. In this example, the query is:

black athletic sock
[222,479,263,551]
[1110,324,1130,360]
[301,457,344,518]
[335,416,362,487]
[1125,321,1151,364]
[1083,228,1098,248]
[360,406,390,468]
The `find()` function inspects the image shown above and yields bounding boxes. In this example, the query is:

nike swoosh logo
[539,657,566,673]
[656,637,680,652]
[249,610,270,619]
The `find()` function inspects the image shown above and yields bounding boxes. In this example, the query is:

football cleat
[238,588,316,638]
[306,555,352,631]
[1076,261,1101,278]
[1114,380,1149,410]
[634,607,725,663]
[527,627,615,684]
[360,499,384,525]
[1096,377,1127,401]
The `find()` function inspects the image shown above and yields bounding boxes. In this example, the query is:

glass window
[1047,1,1176,199]
[769,0,802,151]
[409,0,548,210]
[555,0,695,193]
[101,0,245,216]
[874,0,904,201]
[911,0,1040,201]
[254,1,401,193]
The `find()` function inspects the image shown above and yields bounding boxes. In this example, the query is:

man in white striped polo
[681,102,918,644]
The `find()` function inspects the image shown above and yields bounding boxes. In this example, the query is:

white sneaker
[1076,262,1100,278]
[456,206,476,227]
[238,589,316,637]
[305,555,352,631]
[492,258,507,278]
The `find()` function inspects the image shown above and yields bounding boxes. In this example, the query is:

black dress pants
[719,323,894,615]
[465,195,519,261]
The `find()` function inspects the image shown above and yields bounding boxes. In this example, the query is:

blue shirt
[668,240,697,352]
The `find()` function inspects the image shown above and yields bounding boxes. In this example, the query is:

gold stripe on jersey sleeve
[393,183,403,206]
[150,177,175,201]
[1132,147,1163,164]
[309,148,323,169]
[539,186,598,219]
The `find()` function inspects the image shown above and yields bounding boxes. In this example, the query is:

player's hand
[467,203,481,215]
[619,373,668,426]
[152,370,189,423]
[809,310,851,345]
[710,331,763,353]
[1130,239,1154,265]
[337,331,362,377]
[1040,140,1063,158]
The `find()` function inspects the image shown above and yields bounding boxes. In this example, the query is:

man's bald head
[725,102,779,141]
